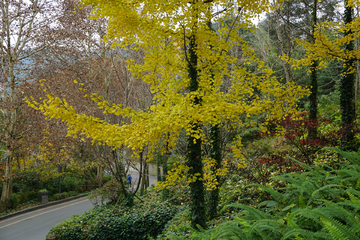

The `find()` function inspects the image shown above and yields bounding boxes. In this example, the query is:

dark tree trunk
[341,0,356,151]
[207,124,221,219]
[162,135,170,200]
[187,32,206,230]
[308,0,318,140]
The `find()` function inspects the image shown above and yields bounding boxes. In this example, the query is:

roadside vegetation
[2,0,360,239]
[48,96,360,239]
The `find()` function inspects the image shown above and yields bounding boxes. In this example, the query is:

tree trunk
[355,7,360,102]
[341,0,356,151]
[0,150,13,212]
[156,151,162,182]
[275,5,292,83]
[308,0,318,140]
[207,124,221,219]
[0,69,17,212]
[162,153,169,200]
[96,166,103,187]
[187,31,206,229]
[206,21,222,219]
[162,135,170,200]
[140,160,148,195]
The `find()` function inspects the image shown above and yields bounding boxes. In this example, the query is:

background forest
[2,0,360,239]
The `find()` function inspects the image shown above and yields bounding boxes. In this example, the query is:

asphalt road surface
[0,174,156,240]
[0,196,94,240]
[129,172,157,190]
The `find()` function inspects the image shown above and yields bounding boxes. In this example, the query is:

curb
[0,193,89,221]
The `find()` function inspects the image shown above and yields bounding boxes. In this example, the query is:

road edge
[0,194,89,221]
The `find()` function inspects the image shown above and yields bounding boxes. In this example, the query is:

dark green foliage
[49,202,178,240]
[102,174,112,184]
[123,191,134,207]
[8,193,19,209]
[68,191,78,197]
[61,192,69,198]
[240,127,262,147]
[25,190,38,202]
[51,191,78,201]
[173,147,360,239]
[4,170,88,212]
[53,193,61,201]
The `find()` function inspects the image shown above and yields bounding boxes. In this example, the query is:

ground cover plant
[48,191,179,240]
[166,147,360,239]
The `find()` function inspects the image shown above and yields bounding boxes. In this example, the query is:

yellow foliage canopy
[286,1,360,72]
[25,1,308,171]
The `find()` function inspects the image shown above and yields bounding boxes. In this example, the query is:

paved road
[129,172,157,190]
[0,196,93,240]
[0,174,157,240]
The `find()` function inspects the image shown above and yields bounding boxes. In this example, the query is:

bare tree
[0,0,61,211]
[28,0,152,200]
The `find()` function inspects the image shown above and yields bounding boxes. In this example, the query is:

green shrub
[68,191,78,197]
[88,180,122,206]
[170,148,360,239]
[61,192,69,199]
[18,192,26,204]
[240,127,262,146]
[26,190,38,201]
[102,175,112,184]
[161,206,192,238]
[8,193,20,209]
[62,176,80,192]
[49,202,178,240]
[53,193,62,201]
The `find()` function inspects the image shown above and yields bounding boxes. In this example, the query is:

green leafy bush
[102,174,112,184]
[170,148,360,239]
[61,192,70,199]
[68,191,78,197]
[88,179,123,206]
[8,193,20,209]
[160,206,192,238]
[62,176,86,193]
[49,202,179,240]
[240,127,262,146]
[26,190,38,201]
[53,193,62,201]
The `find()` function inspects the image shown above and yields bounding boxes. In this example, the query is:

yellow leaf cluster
[26,0,308,189]
[287,3,360,72]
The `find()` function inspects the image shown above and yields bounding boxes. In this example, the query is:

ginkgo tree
[26,0,308,228]
[289,0,360,150]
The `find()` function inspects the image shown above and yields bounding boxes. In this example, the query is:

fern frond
[320,218,350,240]
[294,207,360,239]
[307,184,344,206]
[199,221,247,240]
[346,188,360,199]
[224,203,272,220]
[249,184,283,202]
[245,219,284,239]
[325,147,360,166]
[281,228,329,240]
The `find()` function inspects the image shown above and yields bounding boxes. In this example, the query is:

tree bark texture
[309,0,318,140]
[187,32,206,229]
[341,0,356,150]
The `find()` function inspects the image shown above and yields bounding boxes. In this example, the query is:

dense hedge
[49,202,178,240]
